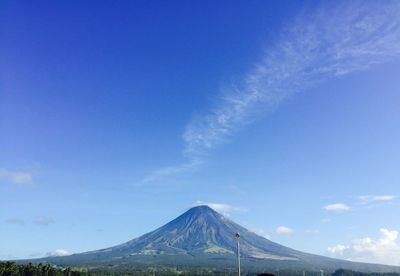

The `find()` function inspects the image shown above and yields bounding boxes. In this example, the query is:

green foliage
[2,262,400,276]
[332,269,400,276]
[0,261,86,276]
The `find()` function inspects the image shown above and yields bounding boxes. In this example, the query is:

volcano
[90,205,299,260]
[33,205,400,273]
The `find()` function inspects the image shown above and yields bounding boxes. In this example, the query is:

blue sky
[1,0,400,265]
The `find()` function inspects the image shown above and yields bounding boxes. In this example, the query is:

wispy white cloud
[327,228,400,266]
[144,1,400,183]
[358,195,397,204]
[183,1,400,156]
[0,168,33,185]
[321,218,332,223]
[275,226,294,235]
[34,216,55,226]
[46,249,70,257]
[323,203,350,211]
[328,244,349,255]
[321,195,396,213]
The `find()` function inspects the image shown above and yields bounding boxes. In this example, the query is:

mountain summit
[37,205,400,273]
[94,205,297,260]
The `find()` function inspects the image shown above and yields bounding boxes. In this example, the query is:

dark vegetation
[331,269,400,276]
[0,262,85,276]
[1,262,400,275]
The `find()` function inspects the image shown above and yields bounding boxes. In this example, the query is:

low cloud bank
[328,228,400,266]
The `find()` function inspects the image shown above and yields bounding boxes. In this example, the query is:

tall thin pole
[236,232,240,276]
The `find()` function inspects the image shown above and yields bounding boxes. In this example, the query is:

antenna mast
[236,232,241,276]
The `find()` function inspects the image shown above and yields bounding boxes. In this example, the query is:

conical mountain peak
[186,205,217,214]
[40,206,400,273]
[178,205,222,221]
[90,204,299,261]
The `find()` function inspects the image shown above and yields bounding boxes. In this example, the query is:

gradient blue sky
[1,0,400,265]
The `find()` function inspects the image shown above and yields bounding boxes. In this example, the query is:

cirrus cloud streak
[144,1,400,183]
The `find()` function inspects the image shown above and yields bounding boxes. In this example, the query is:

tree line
[2,262,400,276]
[0,262,86,276]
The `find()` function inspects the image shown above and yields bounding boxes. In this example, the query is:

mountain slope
[91,205,298,260]
[31,206,400,273]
